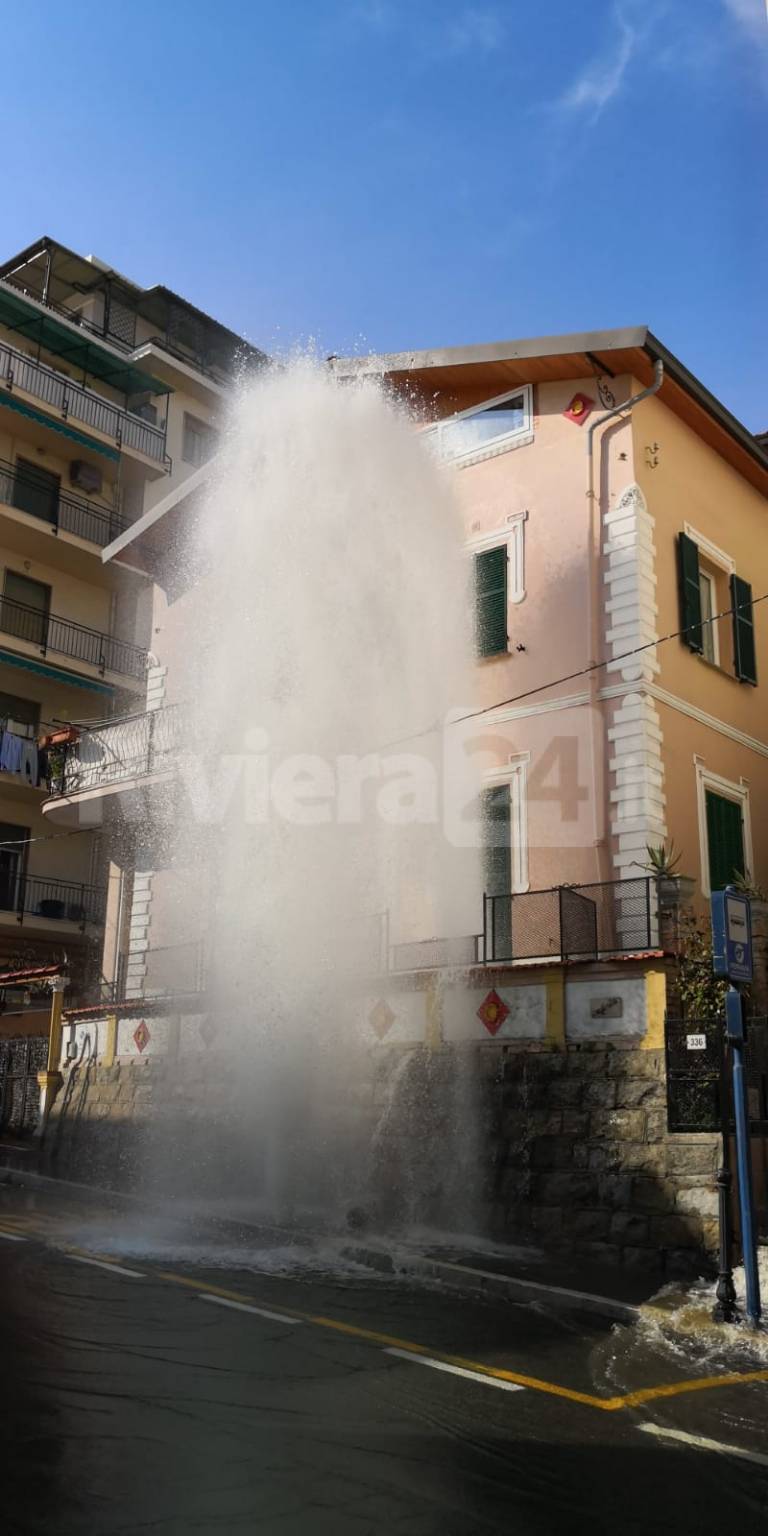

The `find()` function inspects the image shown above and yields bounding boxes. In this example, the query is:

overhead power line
[449,588,768,728]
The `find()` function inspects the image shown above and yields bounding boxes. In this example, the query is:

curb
[342,1242,640,1323]
[0,1165,310,1247]
[1,1163,639,1325]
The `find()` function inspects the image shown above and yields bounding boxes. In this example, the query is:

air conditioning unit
[70,460,103,495]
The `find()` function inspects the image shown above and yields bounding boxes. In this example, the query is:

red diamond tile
[477,988,509,1037]
[133,1018,151,1054]
[369,998,396,1040]
[199,1015,218,1047]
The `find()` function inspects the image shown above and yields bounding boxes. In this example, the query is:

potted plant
[40,724,80,749]
[642,841,695,908]
[730,869,768,903]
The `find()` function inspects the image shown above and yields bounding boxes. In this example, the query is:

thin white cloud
[722,0,768,44]
[444,8,504,56]
[557,15,637,119]
[350,2,504,57]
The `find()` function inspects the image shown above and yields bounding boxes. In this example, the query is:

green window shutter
[731,574,757,685]
[677,532,703,652]
[705,790,745,891]
[483,784,512,895]
[475,545,508,657]
[483,784,512,960]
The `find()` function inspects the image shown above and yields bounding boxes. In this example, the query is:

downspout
[584,358,664,880]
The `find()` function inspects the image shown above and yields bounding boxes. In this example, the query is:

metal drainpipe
[584,358,664,881]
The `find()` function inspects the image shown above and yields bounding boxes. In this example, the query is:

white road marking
[426,1258,638,1322]
[0,1229,26,1242]
[640,1422,768,1468]
[65,1254,145,1278]
[198,1294,300,1325]
[384,1346,525,1393]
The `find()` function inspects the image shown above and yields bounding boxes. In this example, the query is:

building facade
[24,311,768,1269]
[0,236,264,1027]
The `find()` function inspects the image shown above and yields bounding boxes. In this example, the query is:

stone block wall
[476,1042,719,1274]
[42,956,722,1275]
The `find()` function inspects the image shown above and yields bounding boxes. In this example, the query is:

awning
[0,394,120,460]
[0,282,171,398]
[0,648,115,694]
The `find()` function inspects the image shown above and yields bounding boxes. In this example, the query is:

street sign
[711,888,753,984]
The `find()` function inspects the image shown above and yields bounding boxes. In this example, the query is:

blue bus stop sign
[711,888,753,984]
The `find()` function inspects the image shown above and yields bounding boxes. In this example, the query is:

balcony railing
[0,871,105,928]
[0,595,148,680]
[0,458,129,549]
[382,877,661,973]
[0,338,170,467]
[482,878,658,963]
[52,704,184,796]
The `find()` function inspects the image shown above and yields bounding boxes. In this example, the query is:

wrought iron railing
[52,704,184,796]
[0,872,105,928]
[0,1036,48,1133]
[0,337,170,467]
[2,275,250,386]
[666,1014,768,1139]
[0,457,129,548]
[0,594,148,680]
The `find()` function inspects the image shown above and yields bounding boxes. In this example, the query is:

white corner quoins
[603,483,667,883]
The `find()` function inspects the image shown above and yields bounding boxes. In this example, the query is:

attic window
[429,385,533,466]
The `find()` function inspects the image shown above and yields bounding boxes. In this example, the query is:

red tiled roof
[0,964,64,985]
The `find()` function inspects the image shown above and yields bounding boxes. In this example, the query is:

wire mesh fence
[483,877,657,964]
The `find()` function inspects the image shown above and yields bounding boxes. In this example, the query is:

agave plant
[731,868,768,902]
[643,841,683,878]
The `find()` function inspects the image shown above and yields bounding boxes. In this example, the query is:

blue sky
[3,0,766,425]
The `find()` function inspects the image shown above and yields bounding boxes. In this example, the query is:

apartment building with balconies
[0,237,265,1017]
[50,327,768,1016]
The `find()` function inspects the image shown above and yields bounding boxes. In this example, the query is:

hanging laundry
[0,731,23,775]
[19,740,39,788]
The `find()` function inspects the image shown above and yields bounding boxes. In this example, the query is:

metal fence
[390,934,483,972]
[0,457,129,548]
[0,338,170,466]
[0,594,148,680]
[54,704,184,796]
[0,873,105,928]
[143,940,205,998]
[665,1015,768,1136]
[482,877,657,964]
[0,1036,47,1134]
[367,877,658,974]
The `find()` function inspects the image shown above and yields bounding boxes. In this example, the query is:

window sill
[697,654,743,685]
[454,429,534,471]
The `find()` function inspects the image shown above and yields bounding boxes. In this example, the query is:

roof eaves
[640,331,768,474]
[328,326,650,378]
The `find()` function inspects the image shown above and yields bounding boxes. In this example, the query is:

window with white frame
[482,757,529,897]
[468,514,527,657]
[430,385,533,467]
[695,763,753,897]
[698,567,719,666]
[182,413,218,468]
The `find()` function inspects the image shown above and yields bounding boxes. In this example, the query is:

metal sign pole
[712,1029,736,1324]
[726,988,761,1326]
[712,887,762,1328]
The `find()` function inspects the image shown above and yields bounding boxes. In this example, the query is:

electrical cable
[384,587,768,749]
[448,588,768,728]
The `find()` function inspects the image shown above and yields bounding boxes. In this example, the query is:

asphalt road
[2,1182,767,1536]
